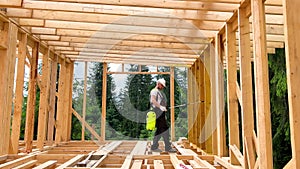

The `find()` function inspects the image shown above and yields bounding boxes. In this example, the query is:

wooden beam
[251,0,273,168]
[22,0,239,12]
[14,9,225,30]
[0,22,18,155]
[238,6,255,169]
[283,0,300,168]
[225,22,240,165]
[37,49,51,149]
[10,33,27,154]
[19,1,233,21]
[24,41,39,153]
[71,58,192,67]
[43,20,218,38]
[101,63,108,141]
[47,55,58,143]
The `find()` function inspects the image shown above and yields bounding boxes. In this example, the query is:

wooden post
[62,62,72,141]
[55,59,67,143]
[101,63,108,141]
[199,57,206,149]
[210,43,218,155]
[195,59,201,148]
[47,55,58,143]
[67,62,74,140]
[238,6,255,168]
[170,67,175,141]
[24,41,39,152]
[0,22,18,155]
[82,62,88,141]
[203,46,212,153]
[226,22,240,164]
[10,33,27,154]
[251,0,273,168]
[37,49,51,149]
[187,67,193,144]
[190,62,199,144]
[283,0,300,168]
[215,34,226,157]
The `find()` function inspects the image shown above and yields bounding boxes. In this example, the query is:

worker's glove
[160,106,167,112]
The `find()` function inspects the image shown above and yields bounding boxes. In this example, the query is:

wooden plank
[154,160,164,169]
[225,22,240,165]
[47,55,58,143]
[72,109,102,141]
[56,154,85,169]
[129,141,147,155]
[129,160,142,169]
[0,154,36,169]
[214,156,243,169]
[229,145,244,167]
[101,63,107,141]
[37,49,51,149]
[251,0,273,168]
[193,156,216,169]
[12,160,37,169]
[0,22,18,155]
[283,159,295,169]
[32,160,57,169]
[10,33,26,154]
[82,62,88,141]
[0,0,22,7]
[283,0,300,168]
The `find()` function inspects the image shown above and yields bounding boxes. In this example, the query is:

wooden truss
[0,0,299,168]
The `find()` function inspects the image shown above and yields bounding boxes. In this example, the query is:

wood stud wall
[1,0,300,168]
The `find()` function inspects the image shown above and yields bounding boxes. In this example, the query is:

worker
[149,78,176,153]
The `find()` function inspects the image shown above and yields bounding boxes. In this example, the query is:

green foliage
[268,48,291,169]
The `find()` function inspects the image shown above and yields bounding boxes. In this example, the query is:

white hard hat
[157,78,166,87]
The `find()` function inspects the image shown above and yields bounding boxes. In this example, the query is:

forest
[18,48,290,169]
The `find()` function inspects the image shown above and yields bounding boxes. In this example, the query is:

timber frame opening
[0,0,299,168]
